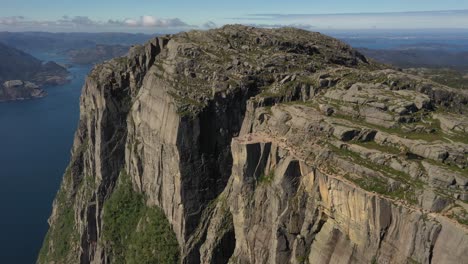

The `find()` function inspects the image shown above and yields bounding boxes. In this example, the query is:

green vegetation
[406,68,468,89]
[102,173,144,259]
[167,90,206,118]
[258,169,275,185]
[354,141,400,155]
[425,158,468,178]
[454,214,468,226]
[352,175,418,204]
[257,75,317,100]
[125,208,180,264]
[102,171,179,264]
[38,169,79,264]
[407,257,422,264]
[296,255,308,263]
[333,112,444,143]
[447,130,468,145]
[38,205,78,263]
[114,57,129,66]
[446,204,468,226]
[332,145,421,204]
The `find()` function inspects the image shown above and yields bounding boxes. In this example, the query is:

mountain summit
[39,25,468,264]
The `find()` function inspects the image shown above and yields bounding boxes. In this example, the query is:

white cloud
[231,10,468,29]
[141,15,158,27]
[111,16,189,28]
[0,15,190,31]
[123,19,139,27]
[0,16,26,26]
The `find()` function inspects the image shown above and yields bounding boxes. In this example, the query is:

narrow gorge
[38,25,468,264]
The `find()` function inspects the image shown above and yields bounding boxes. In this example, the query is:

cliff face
[39,25,468,264]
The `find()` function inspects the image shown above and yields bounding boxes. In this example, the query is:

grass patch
[354,141,400,155]
[331,144,421,204]
[167,90,205,117]
[38,169,79,263]
[125,208,180,264]
[102,171,179,264]
[424,159,468,178]
[447,204,468,226]
[447,130,468,145]
[407,258,421,264]
[38,205,78,263]
[102,172,144,262]
[258,169,275,185]
[333,112,445,142]
[296,255,307,264]
[406,68,468,90]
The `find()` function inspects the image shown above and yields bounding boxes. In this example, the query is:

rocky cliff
[38,25,468,264]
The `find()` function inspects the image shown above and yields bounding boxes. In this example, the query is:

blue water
[324,29,468,51]
[339,37,468,51]
[0,55,91,263]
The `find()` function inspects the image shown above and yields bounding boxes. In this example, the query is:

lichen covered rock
[39,25,468,264]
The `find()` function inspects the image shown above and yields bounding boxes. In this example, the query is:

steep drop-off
[39,25,468,264]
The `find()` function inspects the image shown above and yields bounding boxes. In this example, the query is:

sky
[0,0,468,33]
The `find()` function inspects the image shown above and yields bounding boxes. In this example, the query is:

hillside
[39,25,468,264]
[66,44,130,65]
[0,32,153,53]
[0,43,69,101]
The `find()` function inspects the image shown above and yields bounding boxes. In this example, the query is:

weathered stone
[40,25,468,264]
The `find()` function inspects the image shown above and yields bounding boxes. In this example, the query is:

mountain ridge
[39,25,468,264]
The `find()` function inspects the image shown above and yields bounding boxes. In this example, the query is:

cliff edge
[39,25,468,264]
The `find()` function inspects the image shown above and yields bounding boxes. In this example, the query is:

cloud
[0,16,26,26]
[122,19,139,27]
[57,16,98,26]
[141,15,158,27]
[230,10,468,29]
[109,16,189,28]
[0,15,190,31]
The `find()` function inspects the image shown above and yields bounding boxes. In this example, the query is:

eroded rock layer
[39,25,468,264]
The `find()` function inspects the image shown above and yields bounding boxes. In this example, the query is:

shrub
[102,172,179,263]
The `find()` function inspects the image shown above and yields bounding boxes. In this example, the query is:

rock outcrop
[39,25,468,264]
[0,80,46,101]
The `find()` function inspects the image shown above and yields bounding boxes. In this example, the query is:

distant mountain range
[353,42,468,90]
[0,32,154,53]
[67,44,130,65]
[358,47,468,70]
